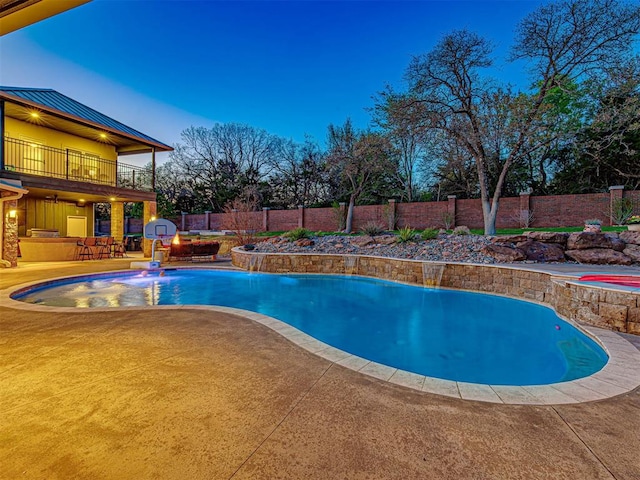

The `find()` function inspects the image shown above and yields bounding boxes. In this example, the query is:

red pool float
[579,275,640,288]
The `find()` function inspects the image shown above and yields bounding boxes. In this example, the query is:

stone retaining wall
[231,249,640,335]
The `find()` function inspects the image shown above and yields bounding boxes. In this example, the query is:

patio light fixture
[8,209,17,219]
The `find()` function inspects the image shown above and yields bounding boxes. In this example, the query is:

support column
[262,207,270,232]
[297,205,304,228]
[609,185,625,226]
[387,199,396,230]
[2,199,19,267]
[519,190,532,228]
[181,212,187,231]
[110,201,124,242]
[205,211,211,230]
[143,201,157,258]
[447,195,457,229]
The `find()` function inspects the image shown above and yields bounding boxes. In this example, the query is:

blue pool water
[13,269,608,386]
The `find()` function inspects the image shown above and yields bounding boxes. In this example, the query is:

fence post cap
[447,195,457,200]
[608,185,625,191]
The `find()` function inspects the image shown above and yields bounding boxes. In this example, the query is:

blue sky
[0,0,544,163]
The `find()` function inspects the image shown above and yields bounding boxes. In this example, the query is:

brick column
[143,201,157,258]
[609,185,624,226]
[181,212,187,231]
[205,211,211,230]
[387,199,396,230]
[262,207,270,232]
[2,199,19,267]
[447,195,457,228]
[110,201,124,242]
[519,190,531,228]
[297,205,304,228]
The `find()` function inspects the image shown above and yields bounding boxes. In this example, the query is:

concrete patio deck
[1,259,639,479]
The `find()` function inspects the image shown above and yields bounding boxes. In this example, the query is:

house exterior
[0,86,172,266]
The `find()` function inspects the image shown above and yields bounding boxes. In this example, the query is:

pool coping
[2,266,640,405]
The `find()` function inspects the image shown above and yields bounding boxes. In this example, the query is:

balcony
[2,136,153,191]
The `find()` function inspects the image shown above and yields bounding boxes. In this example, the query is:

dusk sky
[0,0,544,163]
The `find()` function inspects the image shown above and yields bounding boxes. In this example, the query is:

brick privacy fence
[97,187,639,234]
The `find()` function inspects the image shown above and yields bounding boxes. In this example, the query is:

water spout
[422,263,444,288]
[249,254,264,272]
[345,256,358,275]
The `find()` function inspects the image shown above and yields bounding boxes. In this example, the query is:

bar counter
[19,237,81,262]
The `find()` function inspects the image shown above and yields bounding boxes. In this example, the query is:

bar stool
[95,237,110,259]
[76,238,93,261]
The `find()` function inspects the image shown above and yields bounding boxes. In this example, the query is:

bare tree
[406,0,640,234]
[372,87,429,202]
[326,119,395,233]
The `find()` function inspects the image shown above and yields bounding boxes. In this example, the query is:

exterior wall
[17,196,94,237]
[231,250,640,335]
[100,189,640,234]
[5,117,117,160]
[4,117,118,186]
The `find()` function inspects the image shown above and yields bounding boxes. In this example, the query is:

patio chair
[76,238,93,261]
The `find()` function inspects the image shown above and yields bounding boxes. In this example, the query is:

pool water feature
[13,269,608,386]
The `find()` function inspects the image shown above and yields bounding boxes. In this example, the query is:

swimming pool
[13,269,608,386]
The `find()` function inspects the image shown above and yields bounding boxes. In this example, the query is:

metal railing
[2,136,153,191]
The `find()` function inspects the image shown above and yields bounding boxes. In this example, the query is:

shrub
[584,218,602,225]
[421,227,439,240]
[396,226,417,243]
[360,221,386,236]
[611,198,635,226]
[284,227,311,241]
[441,212,454,230]
[452,226,471,235]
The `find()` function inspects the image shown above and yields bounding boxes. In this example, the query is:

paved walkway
[1,259,639,479]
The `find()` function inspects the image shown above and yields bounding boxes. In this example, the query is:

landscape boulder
[526,231,570,246]
[566,232,625,251]
[565,249,633,265]
[623,244,640,262]
[350,236,374,247]
[481,244,527,262]
[491,234,527,244]
[619,231,640,246]
[516,240,566,262]
[373,235,398,245]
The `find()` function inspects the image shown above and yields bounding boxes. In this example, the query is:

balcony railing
[2,136,153,191]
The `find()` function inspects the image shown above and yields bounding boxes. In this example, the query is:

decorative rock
[516,240,566,263]
[526,231,570,245]
[565,249,633,265]
[491,234,527,244]
[619,231,640,246]
[623,244,640,262]
[481,244,527,262]
[373,235,398,245]
[350,236,374,247]
[566,232,625,251]
[294,238,315,247]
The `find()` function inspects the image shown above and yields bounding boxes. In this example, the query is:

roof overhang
[0,0,91,36]
[0,177,28,195]
[1,92,172,154]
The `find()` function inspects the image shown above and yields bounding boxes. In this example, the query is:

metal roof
[0,86,172,152]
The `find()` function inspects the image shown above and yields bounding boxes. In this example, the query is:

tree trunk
[484,198,498,235]
[345,194,356,233]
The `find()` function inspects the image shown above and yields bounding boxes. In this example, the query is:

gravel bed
[253,234,499,264]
